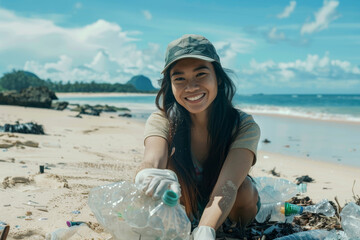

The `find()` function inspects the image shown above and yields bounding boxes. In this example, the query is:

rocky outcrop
[51,101,69,111]
[0,86,57,108]
[126,75,156,91]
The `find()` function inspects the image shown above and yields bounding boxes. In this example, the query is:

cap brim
[161,55,215,74]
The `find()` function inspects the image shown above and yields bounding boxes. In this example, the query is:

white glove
[191,226,216,240]
[135,168,181,200]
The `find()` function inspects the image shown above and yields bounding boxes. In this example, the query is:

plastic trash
[126,190,191,240]
[256,199,335,223]
[340,202,360,239]
[273,229,338,240]
[88,181,142,240]
[88,181,191,240]
[45,224,88,240]
[254,177,307,204]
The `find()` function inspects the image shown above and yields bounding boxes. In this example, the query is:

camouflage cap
[162,34,221,74]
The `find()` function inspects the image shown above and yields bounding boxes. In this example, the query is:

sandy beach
[1,105,360,240]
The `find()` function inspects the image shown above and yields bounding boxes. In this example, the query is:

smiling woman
[135,34,261,240]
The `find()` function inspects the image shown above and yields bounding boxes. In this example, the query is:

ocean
[57,94,360,167]
[57,94,360,123]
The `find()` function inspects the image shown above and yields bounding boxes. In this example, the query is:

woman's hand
[135,168,181,199]
[191,226,216,240]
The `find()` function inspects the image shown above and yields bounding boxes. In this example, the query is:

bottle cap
[162,190,179,207]
[284,202,304,216]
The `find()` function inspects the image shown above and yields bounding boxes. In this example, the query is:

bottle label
[284,202,303,216]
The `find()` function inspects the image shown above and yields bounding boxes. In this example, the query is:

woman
[135,34,261,239]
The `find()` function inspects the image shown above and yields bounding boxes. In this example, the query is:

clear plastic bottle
[254,177,307,204]
[340,202,360,239]
[89,181,191,240]
[45,224,88,240]
[256,199,335,223]
[88,181,146,240]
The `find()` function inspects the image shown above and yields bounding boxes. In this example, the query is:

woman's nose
[185,79,199,92]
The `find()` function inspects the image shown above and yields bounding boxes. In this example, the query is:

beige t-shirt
[144,110,261,165]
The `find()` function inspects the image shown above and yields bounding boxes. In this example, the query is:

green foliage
[0,70,151,93]
[0,70,46,91]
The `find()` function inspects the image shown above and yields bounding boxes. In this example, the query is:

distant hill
[127,75,156,91]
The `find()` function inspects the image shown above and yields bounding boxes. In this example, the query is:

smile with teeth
[186,93,205,101]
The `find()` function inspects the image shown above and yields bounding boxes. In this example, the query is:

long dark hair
[155,61,240,218]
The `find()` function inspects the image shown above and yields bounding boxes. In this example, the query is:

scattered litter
[25,216,33,220]
[3,204,11,207]
[0,122,44,134]
[71,210,81,214]
[37,208,48,212]
[263,155,269,159]
[39,218,48,221]
[296,175,315,184]
[67,221,86,227]
[269,167,280,177]
[1,149,8,152]
[25,211,32,216]
[15,225,20,229]
[17,216,26,219]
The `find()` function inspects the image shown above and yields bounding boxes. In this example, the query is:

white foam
[238,104,360,123]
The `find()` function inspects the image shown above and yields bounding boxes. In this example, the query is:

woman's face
[170,58,218,115]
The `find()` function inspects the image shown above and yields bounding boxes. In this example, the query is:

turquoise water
[58,94,360,122]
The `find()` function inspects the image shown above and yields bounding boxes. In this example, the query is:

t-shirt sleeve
[230,111,261,165]
[144,111,170,143]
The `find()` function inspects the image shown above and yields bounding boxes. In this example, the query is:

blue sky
[0,0,359,94]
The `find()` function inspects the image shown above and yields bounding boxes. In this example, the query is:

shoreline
[56,92,157,97]
[1,105,359,239]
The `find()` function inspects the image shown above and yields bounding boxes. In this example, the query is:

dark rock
[0,122,45,134]
[0,86,57,108]
[269,167,280,177]
[263,138,271,143]
[119,113,132,118]
[51,101,69,111]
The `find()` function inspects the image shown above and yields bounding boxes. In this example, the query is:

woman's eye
[174,77,185,81]
[196,72,206,77]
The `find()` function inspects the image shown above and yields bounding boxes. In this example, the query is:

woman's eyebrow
[171,65,210,77]
[193,65,210,72]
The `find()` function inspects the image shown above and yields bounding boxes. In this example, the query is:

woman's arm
[138,136,169,171]
[198,148,254,230]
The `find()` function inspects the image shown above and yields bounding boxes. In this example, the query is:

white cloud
[142,10,152,20]
[301,0,340,35]
[0,7,163,85]
[214,38,256,68]
[277,1,297,19]
[237,52,360,91]
[267,27,286,42]
[75,2,83,9]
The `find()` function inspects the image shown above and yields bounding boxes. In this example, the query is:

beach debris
[25,211,32,216]
[51,101,69,111]
[0,122,44,135]
[0,224,10,240]
[2,176,34,189]
[269,167,280,177]
[71,210,81,214]
[67,221,86,227]
[119,113,132,118]
[262,138,271,143]
[39,165,44,174]
[296,175,314,184]
[284,145,290,148]
[39,218,48,221]
[0,139,39,148]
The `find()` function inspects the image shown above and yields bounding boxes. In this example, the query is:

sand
[0,105,359,240]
